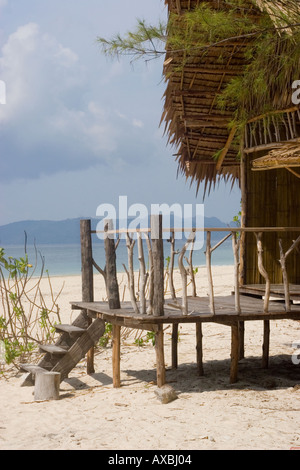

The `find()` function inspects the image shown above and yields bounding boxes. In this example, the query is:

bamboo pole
[137,233,148,314]
[255,232,271,313]
[205,231,215,315]
[232,232,241,315]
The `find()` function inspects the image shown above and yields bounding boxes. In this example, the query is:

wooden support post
[232,232,241,315]
[196,322,204,376]
[155,325,166,387]
[104,219,121,310]
[151,214,164,317]
[169,231,176,300]
[34,372,61,401]
[262,320,270,369]
[80,219,95,374]
[238,321,245,360]
[230,324,239,384]
[112,324,121,388]
[171,323,178,369]
[205,231,215,315]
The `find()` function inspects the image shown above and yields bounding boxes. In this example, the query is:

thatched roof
[161,0,300,194]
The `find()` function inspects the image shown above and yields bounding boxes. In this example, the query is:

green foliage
[97,18,166,62]
[98,322,113,347]
[98,0,300,144]
[145,331,156,346]
[0,246,62,368]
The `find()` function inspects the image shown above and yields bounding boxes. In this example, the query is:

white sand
[1,265,300,450]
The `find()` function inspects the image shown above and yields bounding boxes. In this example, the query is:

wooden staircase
[20,313,105,386]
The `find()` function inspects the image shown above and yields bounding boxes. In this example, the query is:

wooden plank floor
[71,294,300,325]
[71,295,300,387]
[240,283,300,300]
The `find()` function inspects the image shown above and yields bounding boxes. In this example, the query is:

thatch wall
[243,153,300,284]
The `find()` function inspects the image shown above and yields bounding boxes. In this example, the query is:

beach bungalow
[20,0,300,394]
[161,0,300,290]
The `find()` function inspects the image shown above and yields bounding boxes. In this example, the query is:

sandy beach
[1,265,300,451]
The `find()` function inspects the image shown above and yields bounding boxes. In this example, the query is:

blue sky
[0,0,241,226]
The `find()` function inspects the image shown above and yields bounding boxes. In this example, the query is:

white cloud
[132,118,144,128]
[0,23,119,180]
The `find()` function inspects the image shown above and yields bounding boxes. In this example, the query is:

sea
[1,237,234,278]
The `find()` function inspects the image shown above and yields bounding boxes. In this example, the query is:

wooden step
[20,364,48,375]
[54,324,86,335]
[39,344,68,355]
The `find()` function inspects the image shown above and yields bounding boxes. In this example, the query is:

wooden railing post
[151,214,164,317]
[205,231,215,315]
[80,219,95,374]
[151,214,165,387]
[80,219,94,304]
[104,219,120,310]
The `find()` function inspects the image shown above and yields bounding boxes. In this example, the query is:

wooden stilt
[238,321,245,360]
[112,324,121,388]
[262,320,270,369]
[155,325,166,387]
[171,323,178,369]
[230,324,239,383]
[196,322,204,376]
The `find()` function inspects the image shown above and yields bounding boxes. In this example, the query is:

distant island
[0,216,232,245]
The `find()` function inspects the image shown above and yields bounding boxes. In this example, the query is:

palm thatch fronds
[162,0,300,193]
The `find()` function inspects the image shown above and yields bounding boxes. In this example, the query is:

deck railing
[80,218,300,317]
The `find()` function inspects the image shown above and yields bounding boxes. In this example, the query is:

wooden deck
[239,283,300,301]
[71,295,300,325]
[71,294,300,387]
